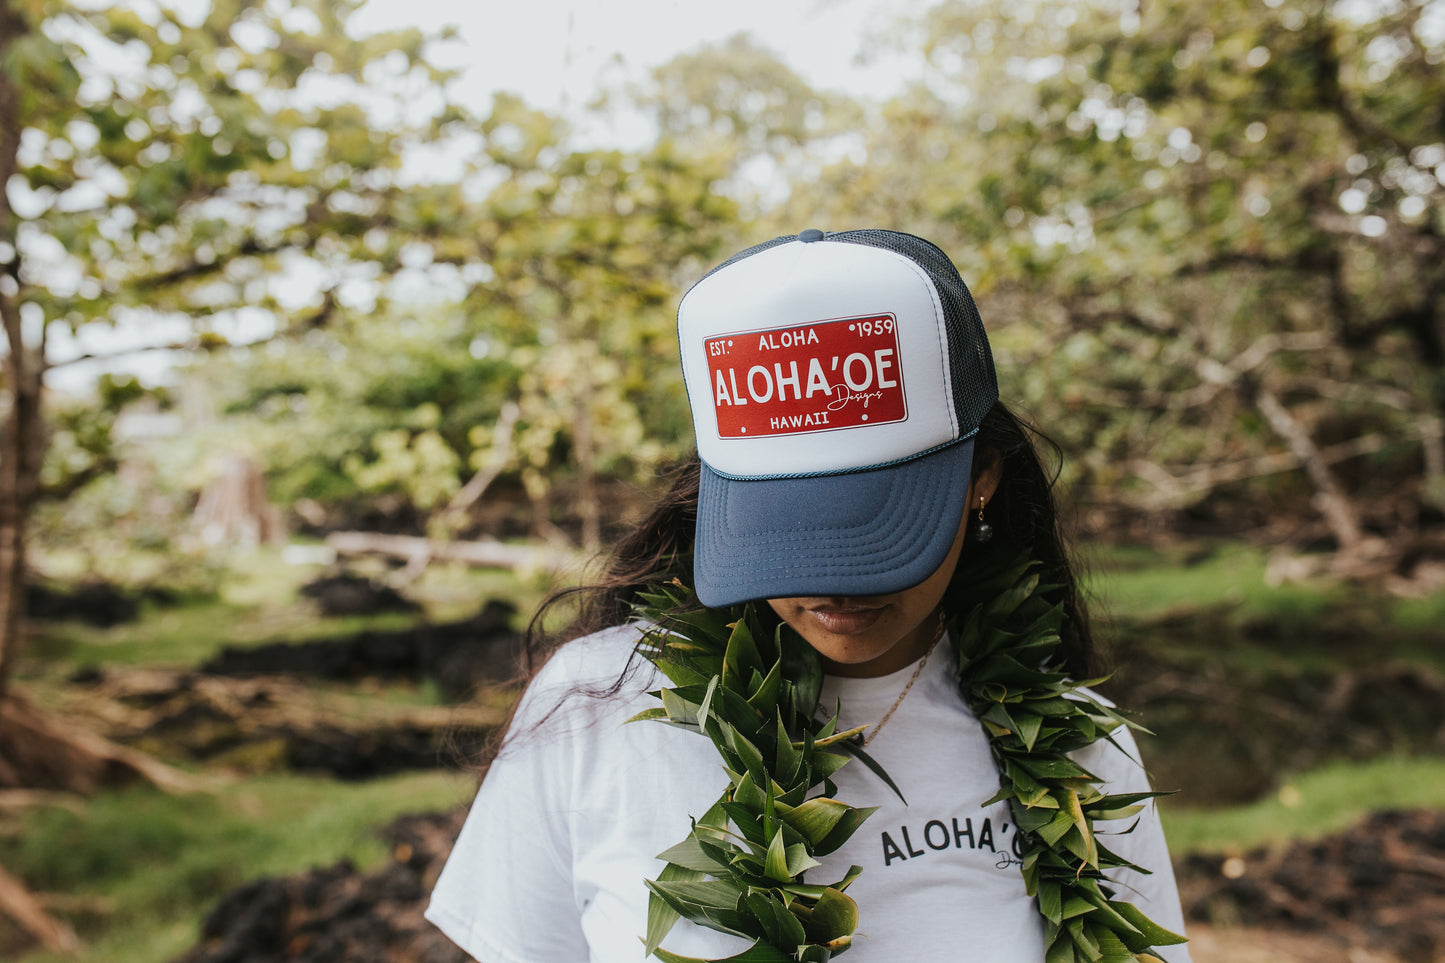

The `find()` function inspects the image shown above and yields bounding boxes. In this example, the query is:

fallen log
[0,863,79,953]
[64,666,503,778]
[0,789,84,815]
[324,531,579,575]
[0,692,205,795]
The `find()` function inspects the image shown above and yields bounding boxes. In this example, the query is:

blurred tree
[794,0,1445,565]
[389,45,850,546]
[0,0,474,796]
[184,40,846,561]
[195,306,514,524]
[460,97,740,548]
[631,34,864,204]
[199,90,743,551]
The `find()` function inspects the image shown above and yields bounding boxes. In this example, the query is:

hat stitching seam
[701,430,978,482]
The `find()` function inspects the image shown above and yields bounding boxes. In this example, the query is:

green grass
[1087,540,1445,630]
[408,559,556,625]
[1389,590,1445,631]
[1162,755,1445,854]
[1,770,477,963]
[8,548,527,961]
[27,600,427,669]
[1085,542,1333,622]
[7,547,528,961]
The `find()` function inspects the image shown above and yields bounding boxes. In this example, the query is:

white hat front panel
[679,241,960,479]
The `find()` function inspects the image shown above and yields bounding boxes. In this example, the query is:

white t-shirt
[426,624,1192,963]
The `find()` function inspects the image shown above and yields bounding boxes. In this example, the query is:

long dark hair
[524,400,1096,681]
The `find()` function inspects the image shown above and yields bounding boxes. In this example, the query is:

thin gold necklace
[862,613,946,746]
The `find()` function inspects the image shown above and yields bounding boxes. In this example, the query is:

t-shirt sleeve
[425,659,592,963]
[1079,725,1194,963]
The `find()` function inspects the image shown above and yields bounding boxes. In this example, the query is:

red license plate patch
[704,315,908,438]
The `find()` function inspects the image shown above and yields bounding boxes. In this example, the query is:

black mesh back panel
[684,230,997,435]
[828,230,997,436]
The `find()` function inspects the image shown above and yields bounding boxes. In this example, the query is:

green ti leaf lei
[629,582,873,963]
[630,554,1187,963]
[949,553,1187,963]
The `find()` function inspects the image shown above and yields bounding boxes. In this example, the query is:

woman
[427,230,1191,962]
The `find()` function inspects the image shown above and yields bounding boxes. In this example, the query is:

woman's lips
[803,602,886,635]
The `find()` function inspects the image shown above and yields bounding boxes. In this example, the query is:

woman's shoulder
[531,622,653,689]
[510,622,659,734]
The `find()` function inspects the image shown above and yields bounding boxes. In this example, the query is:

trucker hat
[677,229,999,607]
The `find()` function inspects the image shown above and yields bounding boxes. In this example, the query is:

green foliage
[6,0,465,330]
[446,122,743,533]
[633,583,872,961]
[12,0,1445,547]
[31,451,228,599]
[1,0,493,617]
[627,33,865,213]
[176,80,752,532]
[190,309,499,506]
[643,35,842,150]
[38,376,168,504]
[38,398,117,497]
[345,427,459,511]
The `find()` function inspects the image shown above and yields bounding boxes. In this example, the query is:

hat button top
[798,229,825,242]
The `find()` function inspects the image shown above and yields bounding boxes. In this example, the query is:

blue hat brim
[693,438,977,607]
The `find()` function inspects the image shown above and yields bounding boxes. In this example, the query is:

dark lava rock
[174,809,471,963]
[285,724,490,780]
[202,599,522,699]
[27,581,140,627]
[1181,808,1445,959]
[120,687,492,779]
[87,665,495,779]
[67,665,106,685]
[299,574,421,617]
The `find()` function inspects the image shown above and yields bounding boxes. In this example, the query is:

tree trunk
[325,530,577,574]
[0,389,34,697]
[0,6,94,951]
[191,453,285,548]
[0,0,37,701]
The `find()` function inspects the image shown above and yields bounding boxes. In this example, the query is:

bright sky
[349,0,926,129]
